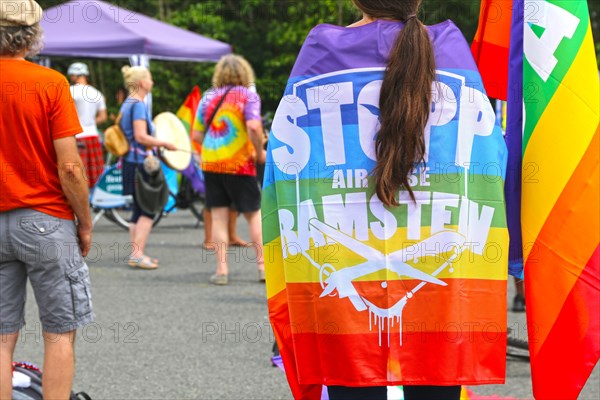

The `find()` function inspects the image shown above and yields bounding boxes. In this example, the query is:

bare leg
[42,330,76,400]
[228,210,248,246]
[203,209,215,250]
[0,333,18,400]
[515,279,524,297]
[243,210,264,272]
[512,277,526,312]
[211,207,230,276]
[129,223,136,254]
[132,216,154,260]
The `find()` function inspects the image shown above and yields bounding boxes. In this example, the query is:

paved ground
[13,210,599,399]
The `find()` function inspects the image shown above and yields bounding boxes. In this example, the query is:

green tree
[39,0,600,116]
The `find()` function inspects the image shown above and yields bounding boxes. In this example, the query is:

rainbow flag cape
[263,20,509,400]
[471,0,513,100]
[471,0,523,275]
[504,0,600,398]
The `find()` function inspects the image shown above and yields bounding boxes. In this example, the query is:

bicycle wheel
[106,207,163,230]
[106,207,131,230]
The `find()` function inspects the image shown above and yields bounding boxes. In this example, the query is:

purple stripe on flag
[290,20,478,79]
[180,162,205,195]
[505,0,524,278]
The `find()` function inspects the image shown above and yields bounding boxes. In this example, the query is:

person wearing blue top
[119,66,176,270]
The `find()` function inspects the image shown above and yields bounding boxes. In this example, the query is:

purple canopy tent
[40,0,231,62]
[39,0,227,211]
[39,0,232,112]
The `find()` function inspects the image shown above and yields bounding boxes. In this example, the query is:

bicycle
[91,157,205,230]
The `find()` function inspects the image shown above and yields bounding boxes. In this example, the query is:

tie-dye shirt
[193,86,261,176]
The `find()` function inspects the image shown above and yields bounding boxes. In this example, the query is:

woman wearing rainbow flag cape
[262,0,509,399]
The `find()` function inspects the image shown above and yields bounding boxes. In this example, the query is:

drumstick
[163,148,200,155]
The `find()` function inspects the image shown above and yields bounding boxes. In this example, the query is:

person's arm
[133,119,177,151]
[244,90,266,164]
[95,108,107,125]
[53,136,92,257]
[247,119,266,164]
[95,92,108,126]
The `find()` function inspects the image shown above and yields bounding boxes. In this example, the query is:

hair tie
[405,14,418,23]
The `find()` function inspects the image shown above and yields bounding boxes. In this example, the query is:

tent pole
[129,55,153,115]
[33,56,51,67]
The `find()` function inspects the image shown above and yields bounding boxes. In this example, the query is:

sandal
[209,273,228,285]
[229,239,250,247]
[128,256,159,270]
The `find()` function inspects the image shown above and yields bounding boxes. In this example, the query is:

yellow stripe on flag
[522,27,600,260]
[265,227,508,284]
[177,107,193,123]
[265,241,287,299]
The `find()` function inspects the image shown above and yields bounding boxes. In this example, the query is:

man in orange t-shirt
[0,2,93,399]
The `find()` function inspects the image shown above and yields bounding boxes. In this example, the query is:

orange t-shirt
[0,59,83,220]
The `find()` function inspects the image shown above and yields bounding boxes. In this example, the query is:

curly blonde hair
[0,23,43,57]
[212,54,256,88]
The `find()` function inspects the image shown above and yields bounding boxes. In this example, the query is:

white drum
[153,112,193,171]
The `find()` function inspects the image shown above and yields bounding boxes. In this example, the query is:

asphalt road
[13,210,599,399]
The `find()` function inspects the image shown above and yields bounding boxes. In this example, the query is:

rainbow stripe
[515,0,599,398]
[175,86,206,194]
[176,86,202,154]
[471,0,513,100]
[264,20,509,399]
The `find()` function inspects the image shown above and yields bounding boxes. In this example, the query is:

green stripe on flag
[523,0,591,151]
[262,175,507,244]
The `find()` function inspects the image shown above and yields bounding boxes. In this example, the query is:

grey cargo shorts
[0,209,94,334]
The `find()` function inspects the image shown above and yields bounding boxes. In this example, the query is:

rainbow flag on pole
[505,0,600,398]
[264,20,509,400]
[176,86,202,155]
[471,0,513,100]
[176,86,205,194]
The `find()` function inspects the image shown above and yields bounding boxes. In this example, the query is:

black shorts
[203,172,261,213]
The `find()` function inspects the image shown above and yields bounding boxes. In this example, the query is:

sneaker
[209,274,228,285]
[258,269,266,283]
[512,294,525,312]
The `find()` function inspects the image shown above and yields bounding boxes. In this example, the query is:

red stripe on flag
[528,245,600,400]
[268,289,323,400]
[284,279,506,335]
[273,279,506,386]
[472,42,509,100]
[471,0,512,100]
[290,330,506,386]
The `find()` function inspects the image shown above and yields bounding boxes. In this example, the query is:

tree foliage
[40,0,600,121]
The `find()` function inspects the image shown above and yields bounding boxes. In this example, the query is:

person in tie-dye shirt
[192,55,266,286]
